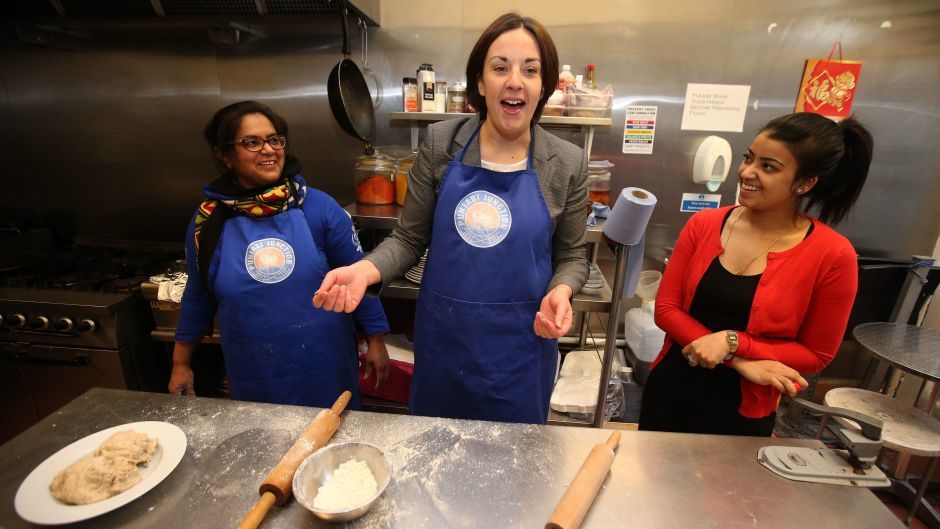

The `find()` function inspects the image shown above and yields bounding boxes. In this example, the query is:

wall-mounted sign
[794,57,862,120]
[680,84,751,133]
[680,193,721,213]
[623,105,657,155]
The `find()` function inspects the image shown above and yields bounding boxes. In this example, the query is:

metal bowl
[292,441,391,522]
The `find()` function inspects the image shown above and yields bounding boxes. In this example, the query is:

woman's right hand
[313,260,382,313]
[730,357,808,397]
[168,364,196,397]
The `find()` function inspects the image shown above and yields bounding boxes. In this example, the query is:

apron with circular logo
[411,125,556,423]
[211,208,361,408]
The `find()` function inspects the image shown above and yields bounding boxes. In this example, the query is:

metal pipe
[592,243,629,427]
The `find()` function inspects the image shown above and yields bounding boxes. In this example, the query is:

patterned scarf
[193,154,305,285]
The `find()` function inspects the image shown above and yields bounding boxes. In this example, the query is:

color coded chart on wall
[623,105,657,154]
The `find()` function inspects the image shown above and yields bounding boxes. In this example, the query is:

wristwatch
[724,330,738,362]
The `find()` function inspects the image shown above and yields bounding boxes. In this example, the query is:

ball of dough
[49,456,142,505]
[95,430,157,467]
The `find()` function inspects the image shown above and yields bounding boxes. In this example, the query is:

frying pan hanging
[328,0,376,154]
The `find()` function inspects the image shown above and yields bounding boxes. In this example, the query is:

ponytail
[762,113,874,225]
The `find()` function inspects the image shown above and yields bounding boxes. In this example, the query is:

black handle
[9,349,89,367]
[790,397,883,440]
[340,0,350,57]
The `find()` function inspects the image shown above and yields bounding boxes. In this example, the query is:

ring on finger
[687,355,698,367]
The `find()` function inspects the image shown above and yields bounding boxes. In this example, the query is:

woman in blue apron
[169,101,390,409]
[313,14,589,423]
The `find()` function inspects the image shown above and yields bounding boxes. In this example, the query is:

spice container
[401,77,417,112]
[447,82,467,113]
[587,160,613,207]
[434,81,447,113]
[355,152,396,205]
[395,153,415,206]
[417,64,436,112]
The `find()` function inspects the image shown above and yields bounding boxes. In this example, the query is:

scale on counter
[759,398,890,488]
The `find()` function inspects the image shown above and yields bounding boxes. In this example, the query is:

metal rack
[389,112,612,159]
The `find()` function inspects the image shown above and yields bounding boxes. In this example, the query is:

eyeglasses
[229,135,287,152]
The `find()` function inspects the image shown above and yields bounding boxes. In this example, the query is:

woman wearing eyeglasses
[168,100,390,408]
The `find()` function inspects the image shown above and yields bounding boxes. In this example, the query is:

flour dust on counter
[330,413,565,528]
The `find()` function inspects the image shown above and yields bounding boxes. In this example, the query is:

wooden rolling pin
[545,431,621,529]
[238,390,351,529]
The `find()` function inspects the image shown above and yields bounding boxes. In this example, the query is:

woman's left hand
[363,334,390,389]
[731,357,808,397]
[534,285,574,339]
[682,331,731,369]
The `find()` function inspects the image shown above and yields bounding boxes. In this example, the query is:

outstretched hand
[534,285,574,339]
[312,261,380,313]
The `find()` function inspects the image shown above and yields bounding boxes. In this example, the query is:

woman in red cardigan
[639,113,874,436]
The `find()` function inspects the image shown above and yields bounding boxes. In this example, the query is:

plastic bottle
[557,64,575,90]
[603,368,625,422]
[401,77,417,112]
[587,63,597,89]
[417,64,436,112]
[620,366,643,423]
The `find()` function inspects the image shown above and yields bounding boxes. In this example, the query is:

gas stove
[0,242,181,443]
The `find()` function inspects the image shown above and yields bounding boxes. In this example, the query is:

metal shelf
[389,112,611,158]
[389,112,611,127]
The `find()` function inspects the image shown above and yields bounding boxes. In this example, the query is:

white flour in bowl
[313,458,377,511]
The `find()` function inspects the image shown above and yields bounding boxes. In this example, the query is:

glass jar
[447,82,467,113]
[395,153,415,206]
[355,152,396,205]
[587,160,613,207]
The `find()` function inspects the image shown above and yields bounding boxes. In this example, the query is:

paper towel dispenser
[692,135,733,192]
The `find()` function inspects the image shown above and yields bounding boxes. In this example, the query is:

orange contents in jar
[588,189,611,206]
[356,175,395,205]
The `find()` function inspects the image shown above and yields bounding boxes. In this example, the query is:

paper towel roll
[602,187,657,246]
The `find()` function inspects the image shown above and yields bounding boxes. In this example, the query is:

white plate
[14,421,187,525]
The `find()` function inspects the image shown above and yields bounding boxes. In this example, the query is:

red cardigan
[652,206,858,418]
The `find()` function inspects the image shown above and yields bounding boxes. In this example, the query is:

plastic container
[395,153,415,206]
[557,64,575,90]
[542,104,565,116]
[567,91,611,108]
[355,152,396,205]
[401,77,417,112]
[565,106,609,118]
[417,63,436,112]
[434,81,447,113]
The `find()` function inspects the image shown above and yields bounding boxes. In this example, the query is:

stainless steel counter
[0,389,903,529]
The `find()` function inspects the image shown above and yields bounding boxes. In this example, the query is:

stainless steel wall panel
[0,1,937,260]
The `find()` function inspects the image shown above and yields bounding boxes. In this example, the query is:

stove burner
[0,245,182,293]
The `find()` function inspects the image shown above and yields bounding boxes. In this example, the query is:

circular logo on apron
[454,191,512,248]
[245,238,295,284]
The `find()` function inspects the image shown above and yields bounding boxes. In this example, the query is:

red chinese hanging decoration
[794,40,862,120]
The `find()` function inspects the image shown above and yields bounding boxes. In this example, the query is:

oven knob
[9,313,27,328]
[54,317,75,332]
[29,316,50,330]
[78,319,97,333]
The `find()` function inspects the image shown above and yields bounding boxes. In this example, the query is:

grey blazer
[365,114,589,295]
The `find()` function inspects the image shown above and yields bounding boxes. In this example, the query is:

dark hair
[203,100,289,173]
[465,13,559,124]
[761,112,873,225]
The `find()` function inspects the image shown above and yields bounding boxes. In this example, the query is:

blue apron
[210,207,361,409]
[411,125,556,423]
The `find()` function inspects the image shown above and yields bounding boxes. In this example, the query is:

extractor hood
[5,0,380,27]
